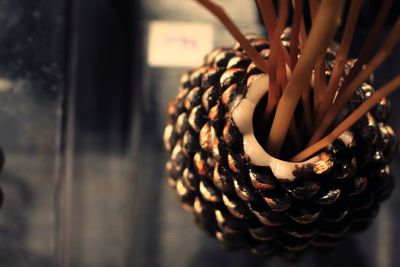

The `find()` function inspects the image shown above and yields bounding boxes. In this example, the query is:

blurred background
[0,0,398,266]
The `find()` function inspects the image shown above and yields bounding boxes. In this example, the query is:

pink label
[147,21,214,67]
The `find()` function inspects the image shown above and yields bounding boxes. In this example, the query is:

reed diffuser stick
[293,75,400,162]
[264,0,288,120]
[345,0,394,85]
[316,0,362,124]
[290,0,303,70]
[309,0,325,112]
[308,17,400,146]
[266,0,345,156]
[196,0,269,73]
[256,0,277,37]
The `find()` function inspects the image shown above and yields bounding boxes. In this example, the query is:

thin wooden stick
[313,57,327,113]
[302,88,313,133]
[195,0,269,73]
[266,0,345,156]
[316,0,362,124]
[297,9,307,49]
[275,46,292,94]
[309,0,318,16]
[292,1,309,125]
[276,39,291,92]
[277,59,288,89]
[302,0,318,133]
[292,75,400,162]
[309,0,326,114]
[258,0,292,88]
[259,0,292,89]
[308,17,400,146]
[255,0,295,149]
[256,0,277,38]
[345,0,394,85]
[264,0,288,120]
[290,0,304,70]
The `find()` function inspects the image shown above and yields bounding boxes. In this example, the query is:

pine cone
[163,34,397,259]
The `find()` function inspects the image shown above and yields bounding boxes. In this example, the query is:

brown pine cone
[163,34,397,259]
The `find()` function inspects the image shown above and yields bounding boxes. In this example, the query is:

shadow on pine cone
[163,33,398,260]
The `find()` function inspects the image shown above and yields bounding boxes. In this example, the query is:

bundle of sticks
[196,0,400,162]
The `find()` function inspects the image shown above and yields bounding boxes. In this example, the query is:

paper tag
[147,21,214,68]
